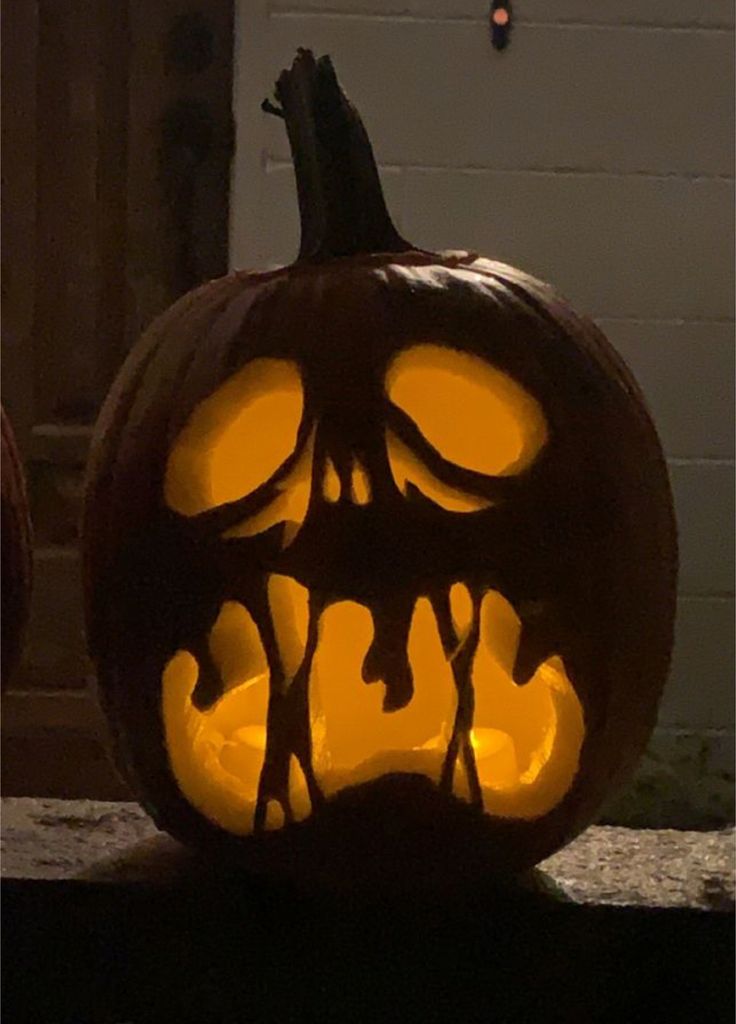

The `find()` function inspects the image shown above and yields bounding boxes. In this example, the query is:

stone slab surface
[2,797,733,910]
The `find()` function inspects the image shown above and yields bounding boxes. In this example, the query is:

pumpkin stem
[261,97,285,119]
[268,49,412,261]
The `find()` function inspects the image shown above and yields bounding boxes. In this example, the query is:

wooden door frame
[1,0,234,798]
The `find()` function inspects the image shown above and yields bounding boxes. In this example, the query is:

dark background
[1,0,234,797]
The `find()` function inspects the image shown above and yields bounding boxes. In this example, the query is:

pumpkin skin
[83,52,677,876]
[1,406,32,689]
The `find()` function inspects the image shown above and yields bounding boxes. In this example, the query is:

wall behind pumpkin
[230,0,735,826]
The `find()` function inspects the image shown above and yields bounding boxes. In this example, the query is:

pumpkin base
[182,773,570,892]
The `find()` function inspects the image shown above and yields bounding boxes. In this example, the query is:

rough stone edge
[2,797,733,911]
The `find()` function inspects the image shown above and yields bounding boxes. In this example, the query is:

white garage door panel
[660,597,735,728]
[602,321,735,461]
[263,17,733,177]
[670,463,735,596]
[270,1,734,30]
[239,165,733,324]
[234,0,734,796]
[400,169,733,320]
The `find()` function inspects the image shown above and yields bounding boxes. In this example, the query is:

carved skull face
[158,260,588,837]
[85,254,675,869]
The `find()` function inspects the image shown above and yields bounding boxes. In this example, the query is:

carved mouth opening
[162,581,584,836]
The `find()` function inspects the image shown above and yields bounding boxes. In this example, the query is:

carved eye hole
[386,344,547,478]
[165,359,304,516]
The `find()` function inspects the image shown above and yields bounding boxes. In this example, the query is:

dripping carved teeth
[163,576,583,834]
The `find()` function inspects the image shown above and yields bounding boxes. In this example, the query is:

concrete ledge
[3,797,734,909]
[2,798,734,1023]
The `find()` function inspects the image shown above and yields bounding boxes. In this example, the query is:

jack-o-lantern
[2,405,32,689]
[84,51,677,875]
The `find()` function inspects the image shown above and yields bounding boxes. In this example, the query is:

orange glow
[323,458,341,502]
[449,581,474,641]
[163,587,582,833]
[492,8,510,26]
[386,344,547,477]
[162,600,309,834]
[161,345,581,836]
[309,598,457,793]
[386,430,493,512]
[455,591,584,817]
[350,460,372,505]
[222,430,314,547]
[164,359,304,516]
[268,574,309,681]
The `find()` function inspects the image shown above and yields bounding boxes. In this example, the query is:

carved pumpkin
[83,51,677,874]
[1,406,32,689]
